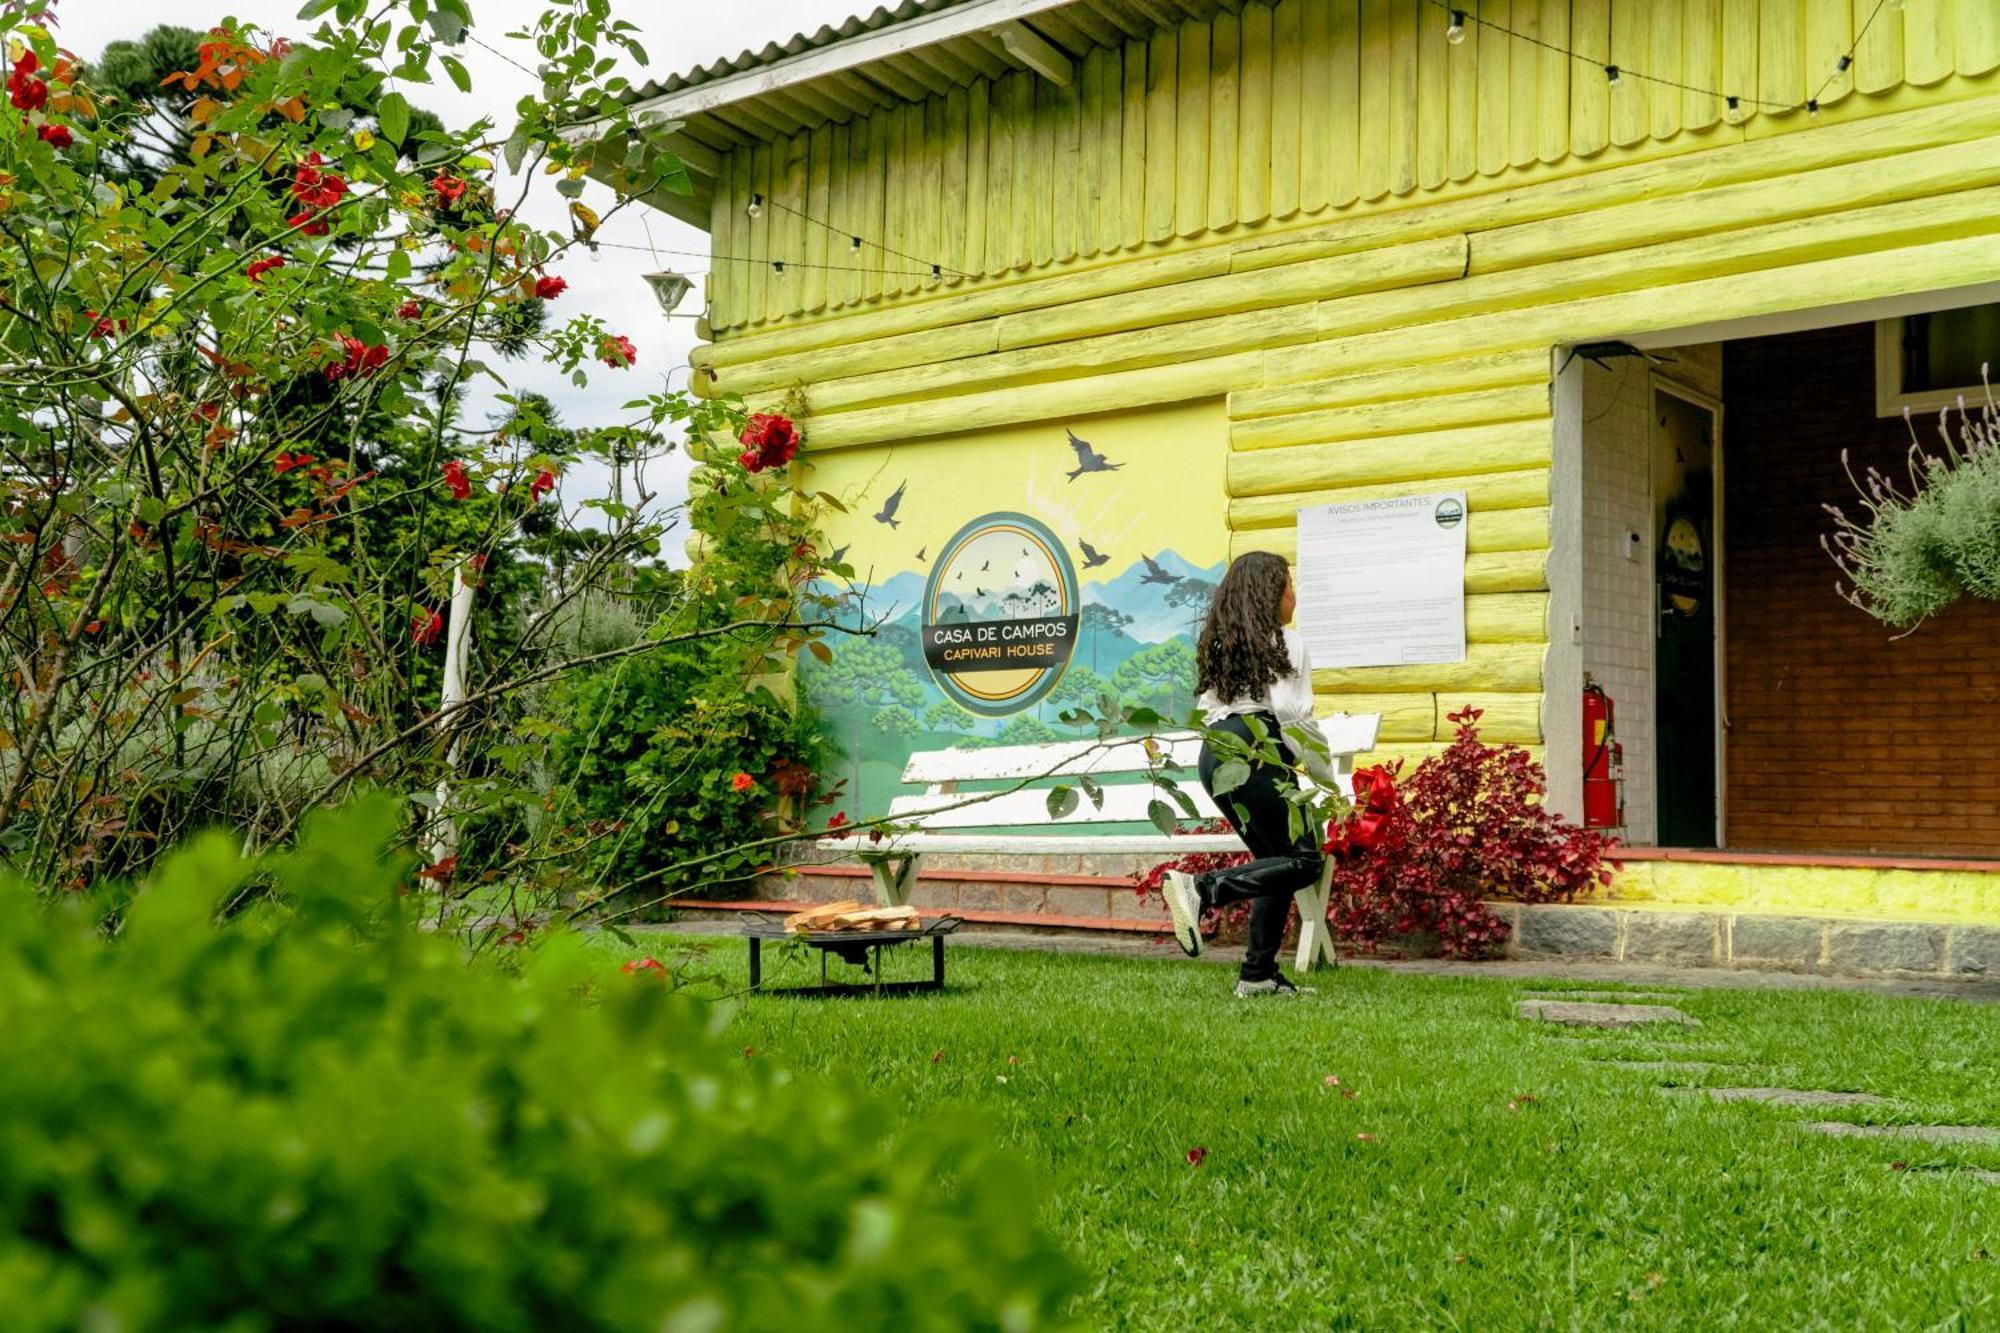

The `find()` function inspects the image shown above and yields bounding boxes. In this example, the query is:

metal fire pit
[740,912,961,996]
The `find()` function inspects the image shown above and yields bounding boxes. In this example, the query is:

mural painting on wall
[801,402,1229,819]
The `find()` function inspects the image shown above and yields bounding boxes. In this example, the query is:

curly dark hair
[1195,551,1292,704]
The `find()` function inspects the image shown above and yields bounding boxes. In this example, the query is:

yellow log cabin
[611,0,2000,958]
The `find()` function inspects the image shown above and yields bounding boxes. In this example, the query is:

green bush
[546,634,828,904]
[0,799,1077,1330]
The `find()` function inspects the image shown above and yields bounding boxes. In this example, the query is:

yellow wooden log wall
[706,0,2000,331]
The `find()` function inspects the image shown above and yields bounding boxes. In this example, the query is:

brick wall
[1724,324,2000,856]
[1581,345,1722,845]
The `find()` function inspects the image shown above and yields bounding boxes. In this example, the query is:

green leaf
[425,6,467,42]
[386,249,412,281]
[555,177,585,199]
[1147,799,1177,838]
[1079,775,1103,810]
[378,91,410,146]
[441,54,472,93]
[1210,761,1251,799]
[1046,786,1079,820]
[297,0,339,16]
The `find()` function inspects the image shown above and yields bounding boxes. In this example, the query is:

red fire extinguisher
[1582,678,1624,830]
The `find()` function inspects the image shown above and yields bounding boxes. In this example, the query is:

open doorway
[1652,383,1722,850]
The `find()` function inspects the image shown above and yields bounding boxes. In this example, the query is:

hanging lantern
[643,270,693,315]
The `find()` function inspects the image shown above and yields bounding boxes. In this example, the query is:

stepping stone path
[1519,991,1692,1004]
[1672,1087,1890,1108]
[1804,1122,2000,1147]
[1517,1000,1700,1029]
[1607,1060,1725,1076]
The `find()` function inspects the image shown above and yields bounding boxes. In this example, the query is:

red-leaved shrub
[1135,708,1615,960]
[1325,707,1615,959]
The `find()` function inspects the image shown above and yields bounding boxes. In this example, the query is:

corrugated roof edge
[618,0,974,106]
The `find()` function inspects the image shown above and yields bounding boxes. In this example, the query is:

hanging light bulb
[1836,54,1853,76]
[849,235,863,252]
[746,192,764,219]
[930,264,942,280]
[1725,95,1747,125]
[1446,10,1467,44]
[772,260,785,277]
[587,240,602,263]
[1604,65,1622,89]
[1807,98,1821,122]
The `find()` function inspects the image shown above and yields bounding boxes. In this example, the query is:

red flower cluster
[8,49,47,111]
[825,811,851,838]
[621,957,667,977]
[1325,765,1398,859]
[599,333,636,368]
[430,172,467,206]
[529,468,555,503]
[36,123,69,149]
[533,274,567,300]
[324,333,388,381]
[396,299,421,320]
[737,413,800,474]
[82,310,120,339]
[244,255,285,283]
[730,772,755,793]
[289,151,346,234]
[442,459,471,501]
[411,606,443,647]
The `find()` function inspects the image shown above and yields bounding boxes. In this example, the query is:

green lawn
[628,935,1999,1330]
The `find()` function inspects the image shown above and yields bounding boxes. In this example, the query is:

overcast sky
[55,0,868,562]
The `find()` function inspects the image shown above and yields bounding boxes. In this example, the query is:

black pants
[1197,713,1325,982]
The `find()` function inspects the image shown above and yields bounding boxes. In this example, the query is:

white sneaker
[1235,973,1318,999]
[1162,870,1202,958]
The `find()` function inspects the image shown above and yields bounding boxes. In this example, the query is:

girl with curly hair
[1160,551,1337,997]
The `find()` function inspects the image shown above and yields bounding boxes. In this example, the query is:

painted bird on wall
[1139,553,1181,586]
[1065,429,1123,482]
[829,544,850,567]
[873,481,907,529]
[1077,539,1111,569]
[915,546,928,563]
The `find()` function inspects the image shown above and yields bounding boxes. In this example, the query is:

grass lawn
[627,934,1998,1329]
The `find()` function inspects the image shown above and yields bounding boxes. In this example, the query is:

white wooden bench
[819,714,1381,972]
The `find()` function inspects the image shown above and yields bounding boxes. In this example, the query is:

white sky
[54,0,868,563]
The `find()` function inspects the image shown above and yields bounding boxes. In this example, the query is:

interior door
[1654,385,1721,849]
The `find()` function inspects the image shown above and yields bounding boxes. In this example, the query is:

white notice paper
[1296,493,1468,669]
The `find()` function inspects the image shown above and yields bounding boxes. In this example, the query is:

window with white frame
[1875,304,2000,417]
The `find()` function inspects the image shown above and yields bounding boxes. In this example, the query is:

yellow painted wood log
[1208,8,1240,235]
[1854,0,1904,94]
[1757,0,1803,110]
[1804,0,1852,108]
[748,142,772,321]
[1356,0,1392,202]
[1229,466,1552,529]
[703,97,2000,364]
[1467,592,1549,643]
[1467,549,1548,593]
[1300,0,1336,211]
[1535,0,1569,162]
[995,234,1465,350]
[806,128,833,312]
[1570,0,1610,156]
[804,350,1266,451]
[1177,17,1210,237]
[1094,45,1123,255]
[1051,73,1084,262]
[1446,0,1479,180]
[709,150,739,328]
[1327,0,1362,206]
[1722,0,1759,121]
[964,82,990,276]
[1237,1,1273,223]
[1030,82,1055,267]
[1609,0,1651,149]
[1230,348,1550,418]
[1231,382,1549,450]
[1230,507,1547,561]
[1507,0,1542,168]
[1270,0,1304,218]
[1471,134,2000,274]
[1315,642,1544,692]
[1121,40,1148,248]
[1229,420,1553,497]
[780,132,809,317]
[1330,691,1439,742]
[1437,691,1543,743]
[1008,74,1034,272]
[1387,0,1419,196]
[984,77,1013,276]
[1147,26,1179,242]
[1682,0,1722,130]
[866,110,892,292]
[1648,0,1683,140]
[1960,0,2000,77]
[1903,0,1953,88]
[1477,0,1512,177]
[1415,0,1448,191]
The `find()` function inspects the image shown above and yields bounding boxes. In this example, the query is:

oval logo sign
[1434,497,1465,529]
[920,512,1080,718]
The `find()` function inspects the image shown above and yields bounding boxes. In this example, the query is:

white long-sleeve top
[1194,628,1338,787]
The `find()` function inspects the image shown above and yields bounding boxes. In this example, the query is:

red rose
[599,333,636,368]
[325,333,389,381]
[291,153,347,210]
[411,607,443,647]
[442,459,471,501]
[529,468,555,503]
[430,172,467,206]
[288,210,330,237]
[396,299,421,320]
[533,275,567,300]
[244,255,285,282]
[35,123,70,149]
[737,413,800,473]
[731,772,754,793]
[9,52,47,111]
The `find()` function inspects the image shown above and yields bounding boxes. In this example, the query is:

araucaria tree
[0,0,843,894]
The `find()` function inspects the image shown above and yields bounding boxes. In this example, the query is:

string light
[771,260,785,276]
[746,192,764,219]
[849,236,863,252]
[1725,95,1747,125]
[1604,64,1622,89]
[1445,10,1467,45]
[588,237,941,277]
